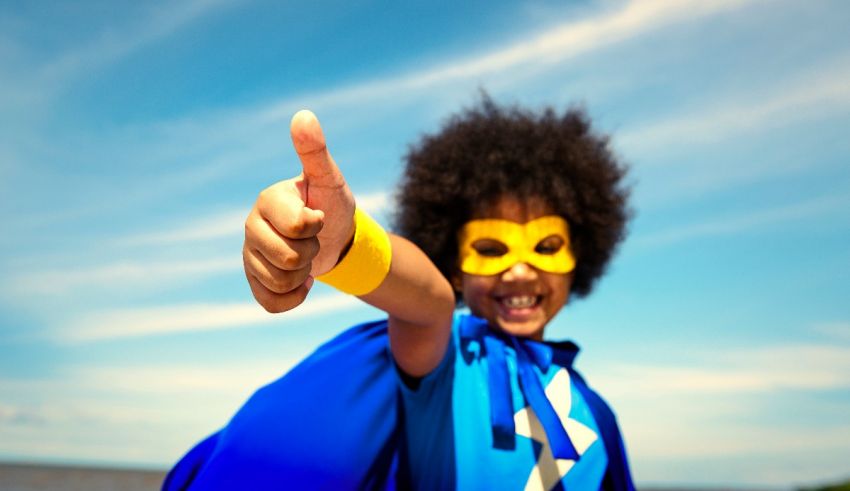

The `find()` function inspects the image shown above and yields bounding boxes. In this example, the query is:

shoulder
[568,368,636,491]
[568,367,619,425]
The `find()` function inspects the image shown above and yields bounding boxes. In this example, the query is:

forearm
[359,234,455,377]
[243,109,453,376]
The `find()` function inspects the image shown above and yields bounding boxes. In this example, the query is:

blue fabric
[162,433,219,491]
[509,335,580,460]
[483,334,514,449]
[163,320,405,491]
[165,315,635,490]
[403,314,608,490]
[571,370,636,491]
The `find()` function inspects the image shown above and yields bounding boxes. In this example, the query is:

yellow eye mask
[458,215,576,276]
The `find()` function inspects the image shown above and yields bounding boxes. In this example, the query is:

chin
[493,318,546,341]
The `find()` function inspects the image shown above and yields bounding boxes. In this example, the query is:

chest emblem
[514,368,599,490]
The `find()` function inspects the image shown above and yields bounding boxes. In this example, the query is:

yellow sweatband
[458,215,575,276]
[317,208,392,296]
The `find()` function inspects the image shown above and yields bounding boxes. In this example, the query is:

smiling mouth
[498,295,541,309]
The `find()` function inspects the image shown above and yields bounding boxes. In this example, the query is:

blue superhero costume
[164,314,634,490]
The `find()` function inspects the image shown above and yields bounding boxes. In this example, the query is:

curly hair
[393,95,631,300]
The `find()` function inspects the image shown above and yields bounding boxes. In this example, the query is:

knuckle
[288,218,306,237]
[257,187,273,202]
[281,250,302,270]
[264,241,287,265]
[268,273,295,294]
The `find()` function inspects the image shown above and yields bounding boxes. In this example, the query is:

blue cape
[164,319,634,490]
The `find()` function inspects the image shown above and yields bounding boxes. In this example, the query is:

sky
[0,0,849,487]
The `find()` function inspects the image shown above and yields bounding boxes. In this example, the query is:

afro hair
[394,95,631,300]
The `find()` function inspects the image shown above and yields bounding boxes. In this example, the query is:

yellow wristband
[317,208,392,296]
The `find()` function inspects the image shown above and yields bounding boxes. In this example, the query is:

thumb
[290,110,345,190]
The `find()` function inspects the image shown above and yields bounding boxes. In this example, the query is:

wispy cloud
[3,190,391,305]
[69,0,761,220]
[357,191,391,215]
[813,321,850,343]
[594,341,850,397]
[591,340,850,467]
[121,0,758,147]
[3,0,764,227]
[41,0,238,86]
[618,55,850,156]
[112,210,247,247]
[0,357,302,464]
[632,192,850,249]
[66,292,361,342]
[0,0,238,125]
[232,0,759,128]
[10,256,237,297]
[112,191,390,248]
[75,362,298,396]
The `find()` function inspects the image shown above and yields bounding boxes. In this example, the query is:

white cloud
[111,191,390,248]
[0,365,283,466]
[632,192,849,249]
[0,355,306,426]
[40,0,238,85]
[2,0,766,226]
[112,209,247,247]
[813,321,850,343]
[141,0,759,145]
[75,362,297,396]
[356,191,391,215]
[66,292,361,342]
[53,0,761,224]
[11,256,237,297]
[628,418,850,461]
[0,0,238,128]
[593,342,850,398]
[587,340,850,477]
[619,56,850,156]
[3,191,391,307]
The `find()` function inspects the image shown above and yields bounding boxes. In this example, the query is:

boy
[167,97,633,490]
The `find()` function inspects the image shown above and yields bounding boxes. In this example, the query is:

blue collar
[458,314,581,460]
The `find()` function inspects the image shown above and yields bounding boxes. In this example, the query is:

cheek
[461,274,495,302]
[544,273,573,304]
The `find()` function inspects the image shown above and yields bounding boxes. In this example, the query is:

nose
[500,262,538,282]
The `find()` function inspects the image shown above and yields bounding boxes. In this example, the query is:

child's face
[453,195,573,340]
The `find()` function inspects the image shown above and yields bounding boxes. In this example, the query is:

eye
[471,239,508,257]
[534,235,564,255]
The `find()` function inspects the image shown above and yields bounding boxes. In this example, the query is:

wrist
[317,208,392,296]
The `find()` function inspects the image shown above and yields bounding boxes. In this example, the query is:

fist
[243,110,355,313]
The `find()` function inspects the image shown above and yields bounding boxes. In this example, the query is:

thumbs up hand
[243,110,355,313]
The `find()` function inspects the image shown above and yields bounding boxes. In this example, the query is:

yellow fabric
[317,208,392,296]
[458,216,575,275]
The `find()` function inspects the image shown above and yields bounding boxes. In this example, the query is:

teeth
[502,295,537,309]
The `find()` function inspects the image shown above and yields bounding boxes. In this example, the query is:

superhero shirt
[163,316,634,490]
[400,313,609,490]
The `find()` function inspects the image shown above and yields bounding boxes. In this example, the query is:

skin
[452,196,573,341]
[243,111,572,378]
[243,110,454,378]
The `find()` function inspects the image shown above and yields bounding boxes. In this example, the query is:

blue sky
[1,0,849,487]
